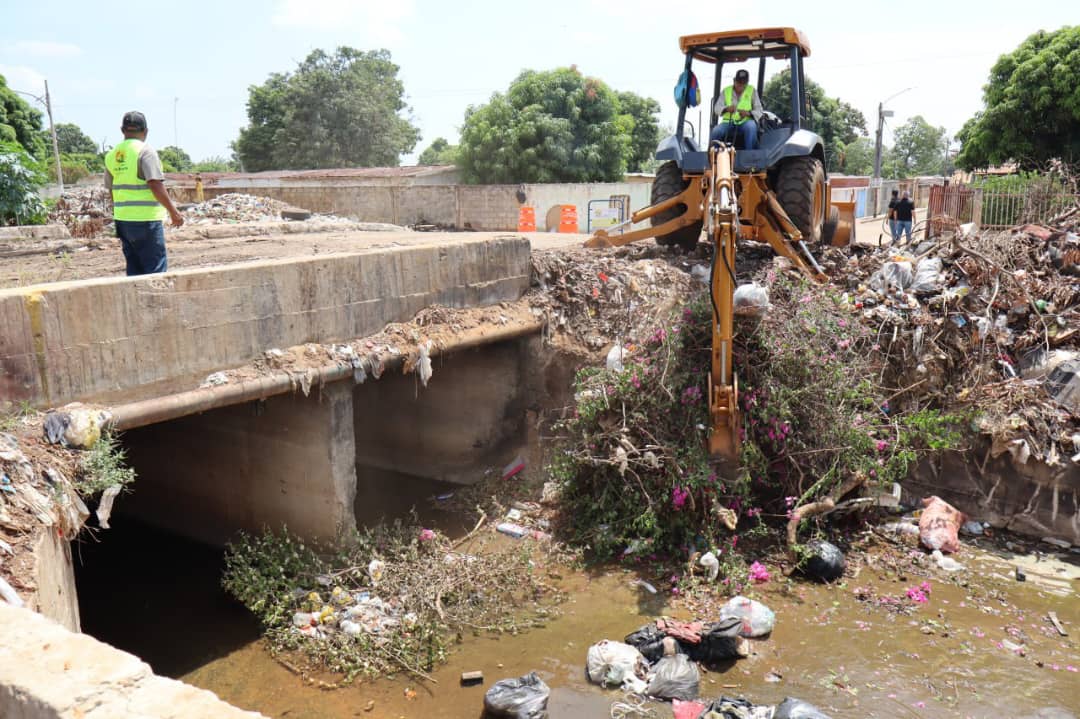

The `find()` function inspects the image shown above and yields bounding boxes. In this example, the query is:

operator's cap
[121,111,147,131]
[734,69,750,82]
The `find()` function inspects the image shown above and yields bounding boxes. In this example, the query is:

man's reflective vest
[104,139,166,221]
[721,85,755,125]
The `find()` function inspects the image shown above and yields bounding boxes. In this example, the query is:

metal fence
[975,189,1080,229]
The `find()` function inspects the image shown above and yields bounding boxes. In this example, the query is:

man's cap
[734,69,750,82]
[121,111,147,131]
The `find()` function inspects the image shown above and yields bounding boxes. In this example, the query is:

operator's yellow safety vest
[722,85,755,125]
[104,139,166,221]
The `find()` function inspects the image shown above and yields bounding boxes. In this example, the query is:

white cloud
[271,0,414,44]
[6,41,82,59]
[0,64,47,95]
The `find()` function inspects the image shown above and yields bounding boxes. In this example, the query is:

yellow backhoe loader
[586,28,855,462]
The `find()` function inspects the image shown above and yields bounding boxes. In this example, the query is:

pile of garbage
[529,245,697,353]
[48,186,112,238]
[179,192,349,225]
[839,208,1080,470]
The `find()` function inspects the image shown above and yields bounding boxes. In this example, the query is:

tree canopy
[886,115,948,177]
[0,75,46,160]
[192,156,238,173]
[159,145,192,172]
[234,47,420,171]
[457,67,659,184]
[956,26,1080,170]
[55,122,96,155]
[417,137,458,165]
[762,69,868,173]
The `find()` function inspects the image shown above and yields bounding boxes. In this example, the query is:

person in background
[887,189,900,242]
[103,111,183,275]
[709,69,763,150]
[894,190,916,244]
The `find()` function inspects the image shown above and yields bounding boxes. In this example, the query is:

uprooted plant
[222,519,559,682]
[552,271,965,569]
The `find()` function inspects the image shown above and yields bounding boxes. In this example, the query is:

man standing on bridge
[104,111,184,275]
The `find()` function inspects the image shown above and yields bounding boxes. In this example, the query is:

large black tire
[650,161,703,251]
[776,157,826,244]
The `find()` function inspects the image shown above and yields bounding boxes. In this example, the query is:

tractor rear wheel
[650,161,703,251]
[776,157,826,244]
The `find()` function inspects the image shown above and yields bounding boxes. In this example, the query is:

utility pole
[44,81,63,195]
[872,87,912,185]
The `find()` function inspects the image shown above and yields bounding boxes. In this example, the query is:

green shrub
[0,141,46,225]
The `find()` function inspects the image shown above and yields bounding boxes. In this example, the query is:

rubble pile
[841,206,1080,468]
[47,186,111,238]
[180,192,349,225]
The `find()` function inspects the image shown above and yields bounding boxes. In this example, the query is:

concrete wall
[31,531,80,633]
[119,383,357,546]
[173,180,652,232]
[353,339,529,486]
[0,236,530,408]
[0,603,265,719]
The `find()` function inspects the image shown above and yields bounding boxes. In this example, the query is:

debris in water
[501,456,526,480]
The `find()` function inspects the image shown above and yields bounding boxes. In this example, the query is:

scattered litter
[0,575,24,608]
[201,371,229,388]
[1040,537,1072,549]
[606,344,628,372]
[417,340,433,387]
[733,283,770,317]
[1047,611,1068,636]
[483,672,550,719]
[461,670,484,686]
[95,485,122,529]
[931,549,965,572]
[502,456,526,481]
[646,653,700,701]
[631,579,657,594]
[961,520,987,536]
[698,551,720,581]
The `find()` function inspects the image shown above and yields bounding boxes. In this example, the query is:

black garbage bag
[646,654,700,701]
[797,540,846,582]
[624,622,671,662]
[483,672,550,719]
[774,697,833,718]
[685,617,748,663]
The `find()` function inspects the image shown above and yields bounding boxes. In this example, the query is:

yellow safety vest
[104,139,166,221]
[722,85,755,125]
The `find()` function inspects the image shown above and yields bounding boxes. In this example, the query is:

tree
[956,26,1080,170]
[616,91,662,173]
[0,141,46,225]
[235,47,420,171]
[836,136,875,175]
[457,67,638,184]
[0,74,46,160]
[158,145,192,172]
[762,69,868,173]
[886,115,948,176]
[192,156,238,172]
[418,137,458,165]
[55,122,96,155]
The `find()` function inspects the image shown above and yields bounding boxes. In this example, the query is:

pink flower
[906,586,929,603]
[672,486,689,510]
[1066,665,1078,672]
[914,701,925,709]
[919,581,932,594]
[784,496,798,508]
[419,528,436,542]
[748,561,770,583]
[876,440,888,452]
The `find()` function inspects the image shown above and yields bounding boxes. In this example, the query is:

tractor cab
[661,27,824,175]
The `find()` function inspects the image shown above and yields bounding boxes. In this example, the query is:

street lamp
[872,87,913,184]
[14,81,64,195]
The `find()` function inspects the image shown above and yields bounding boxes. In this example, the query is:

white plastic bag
[733,283,769,317]
[910,257,943,294]
[606,345,627,372]
[719,595,775,637]
[869,261,913,293]
[586,640,649,690]
[699,551,720,581]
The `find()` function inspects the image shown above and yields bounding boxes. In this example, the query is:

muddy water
[76,513,1078,719]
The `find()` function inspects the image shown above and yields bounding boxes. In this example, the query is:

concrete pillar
[31,531,80,633]
[120,382,357,546]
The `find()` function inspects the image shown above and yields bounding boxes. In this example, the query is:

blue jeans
[115,220,168,275]
[889,219,899,240]
[710,119,758,149]
[896,220,913,243]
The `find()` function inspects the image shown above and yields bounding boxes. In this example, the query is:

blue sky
[0,0,1073,166]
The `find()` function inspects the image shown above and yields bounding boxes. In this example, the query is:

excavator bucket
[828,200,856,247]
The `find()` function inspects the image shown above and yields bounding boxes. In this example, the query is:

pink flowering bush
[748,561,771,583]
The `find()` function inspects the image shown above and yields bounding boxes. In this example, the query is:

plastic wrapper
[646,654,700,701]
[868,261,913,293]
[687,617,749,662]
[773,697,834,718]
[483,672,550,719]
[909,257,943,294]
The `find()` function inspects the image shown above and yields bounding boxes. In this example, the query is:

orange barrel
[557,204,578,233]
[517,206,536,232]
